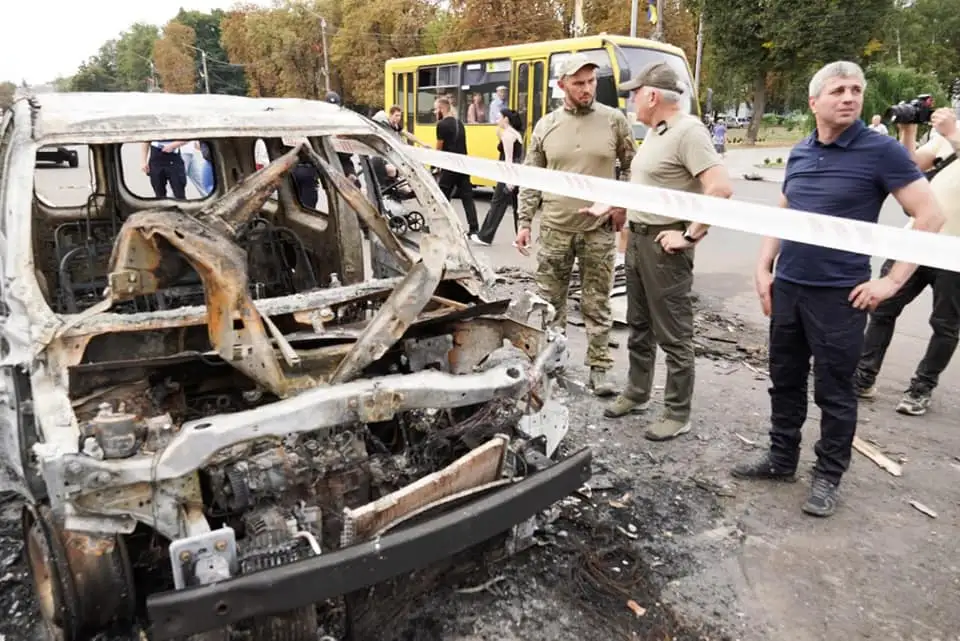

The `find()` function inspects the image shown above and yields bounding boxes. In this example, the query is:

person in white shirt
[868,114,888,135]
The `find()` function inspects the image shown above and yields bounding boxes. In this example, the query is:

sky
[0,0,273,85]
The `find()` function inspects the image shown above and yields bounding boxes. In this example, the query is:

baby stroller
[369,155,426,236]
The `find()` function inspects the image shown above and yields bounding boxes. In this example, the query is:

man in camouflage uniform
[514,53,637,397]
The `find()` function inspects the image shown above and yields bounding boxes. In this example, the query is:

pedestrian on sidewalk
[854,107,960,416]
[733,61,945,518]
[513,53,636,397]
[434,96,480,237]
[472,109,524,246]
[590,61,732,441]
[712,117,727,157]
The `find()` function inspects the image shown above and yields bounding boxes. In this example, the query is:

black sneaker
[731,454,797,482]
[802,475,839,517]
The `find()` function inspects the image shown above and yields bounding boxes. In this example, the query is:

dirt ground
[0,266,957,641]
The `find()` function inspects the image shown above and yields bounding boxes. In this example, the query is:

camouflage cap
[557,53,599,78]
[620,62,685,94]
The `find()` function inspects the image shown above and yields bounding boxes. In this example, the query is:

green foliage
[874,0,960,90]
[69,41,121,92]
[176,9,247,95]
[761,113,780,126]
[706,0,893,142]
[115,23,160,91]
[863,64,948,123]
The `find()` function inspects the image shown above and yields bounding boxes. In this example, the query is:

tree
[154,21,198,93]
[222,0,341,100]
[331,0,437,105]
[874,0,960,91]
[863,64,948,123]
[0,82,16,111]
[439,0,565,51]
[115,23,160,91]
[707,0,893,144]
[176,9,248,95]
[69,41,121,92]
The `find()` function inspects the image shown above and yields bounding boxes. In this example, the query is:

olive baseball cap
[557,53,599,78]
[620,61,686,94]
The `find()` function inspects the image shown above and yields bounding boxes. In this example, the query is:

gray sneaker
[896,389,931,416]
[802,475,839,517]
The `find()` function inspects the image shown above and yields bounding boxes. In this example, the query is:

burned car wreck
[0,93,590,640]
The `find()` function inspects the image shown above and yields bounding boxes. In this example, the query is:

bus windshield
[548,49,620,113]
[620,46,698,139]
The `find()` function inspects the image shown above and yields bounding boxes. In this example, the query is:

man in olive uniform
[514,53,636,397]
[591,62,732,440]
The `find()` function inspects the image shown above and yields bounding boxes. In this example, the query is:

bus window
[404,72,415,133]
[516,63,529,131]
[532,62,545,130]
[416,64,459,125]
[394,74,403,111]
[620,46,698,138]
[461,59,511,124]
[547,49,617,113]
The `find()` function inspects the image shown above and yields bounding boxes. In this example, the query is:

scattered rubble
[496,265,769,370]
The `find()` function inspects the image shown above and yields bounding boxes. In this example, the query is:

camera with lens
[884,94,935,125]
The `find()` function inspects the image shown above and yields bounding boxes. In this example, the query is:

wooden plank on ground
[853,436,903,477]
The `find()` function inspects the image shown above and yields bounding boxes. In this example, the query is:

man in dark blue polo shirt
[732,61,944,517]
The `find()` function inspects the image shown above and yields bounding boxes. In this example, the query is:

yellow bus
[384,34,700,187]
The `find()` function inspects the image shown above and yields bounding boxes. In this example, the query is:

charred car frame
[0,93,590,640]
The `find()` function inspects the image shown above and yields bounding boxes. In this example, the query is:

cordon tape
[330,137,960,273]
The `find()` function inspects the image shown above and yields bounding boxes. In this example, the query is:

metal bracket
[169,526,239,590]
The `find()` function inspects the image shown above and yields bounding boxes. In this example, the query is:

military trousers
[624,221,696,422]
[535,223,616,370]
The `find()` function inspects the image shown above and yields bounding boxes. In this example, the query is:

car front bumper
[146,447,591,640]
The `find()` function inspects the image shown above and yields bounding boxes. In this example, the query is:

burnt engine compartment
[68,324,536,615]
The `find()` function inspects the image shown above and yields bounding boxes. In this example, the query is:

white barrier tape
[331,138,960,273]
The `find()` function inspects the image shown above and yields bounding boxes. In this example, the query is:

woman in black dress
[472,108,524,246]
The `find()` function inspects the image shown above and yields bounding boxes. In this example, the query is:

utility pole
[201,50,210,93]
[320,16,331,94]
[694,11,704,90]
[630,0,639,37]
[653,0,664,41]
[149,61,158,92]
[573,0,585,36]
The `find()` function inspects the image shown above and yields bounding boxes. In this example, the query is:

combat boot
[588,368,615,397]
[603,394,651,418]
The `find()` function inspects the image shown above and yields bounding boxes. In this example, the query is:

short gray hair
[659,88,682,104]
[809,61,866,98]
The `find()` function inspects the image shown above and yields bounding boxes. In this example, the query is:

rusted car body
[0,93,590,640]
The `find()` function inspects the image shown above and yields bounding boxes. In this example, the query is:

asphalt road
[32,142,956,393]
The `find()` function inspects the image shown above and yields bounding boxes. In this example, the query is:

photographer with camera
[854,104,960,416]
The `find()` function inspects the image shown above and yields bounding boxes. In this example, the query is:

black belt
[628,221,685,235]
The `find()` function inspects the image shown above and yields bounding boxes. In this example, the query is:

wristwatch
[682,228,707,244]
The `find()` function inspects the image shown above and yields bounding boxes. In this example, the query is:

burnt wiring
[555,507,691,641]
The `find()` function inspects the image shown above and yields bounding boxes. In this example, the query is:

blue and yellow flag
[647,0,659,25]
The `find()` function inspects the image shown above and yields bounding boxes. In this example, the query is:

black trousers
[476,182,518,243]
[148,146,187,199]
[438,170,479,235]
[856,259,960,393]
[768,278,867,483]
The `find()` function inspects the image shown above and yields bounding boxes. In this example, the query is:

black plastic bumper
[146,447,591,639]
